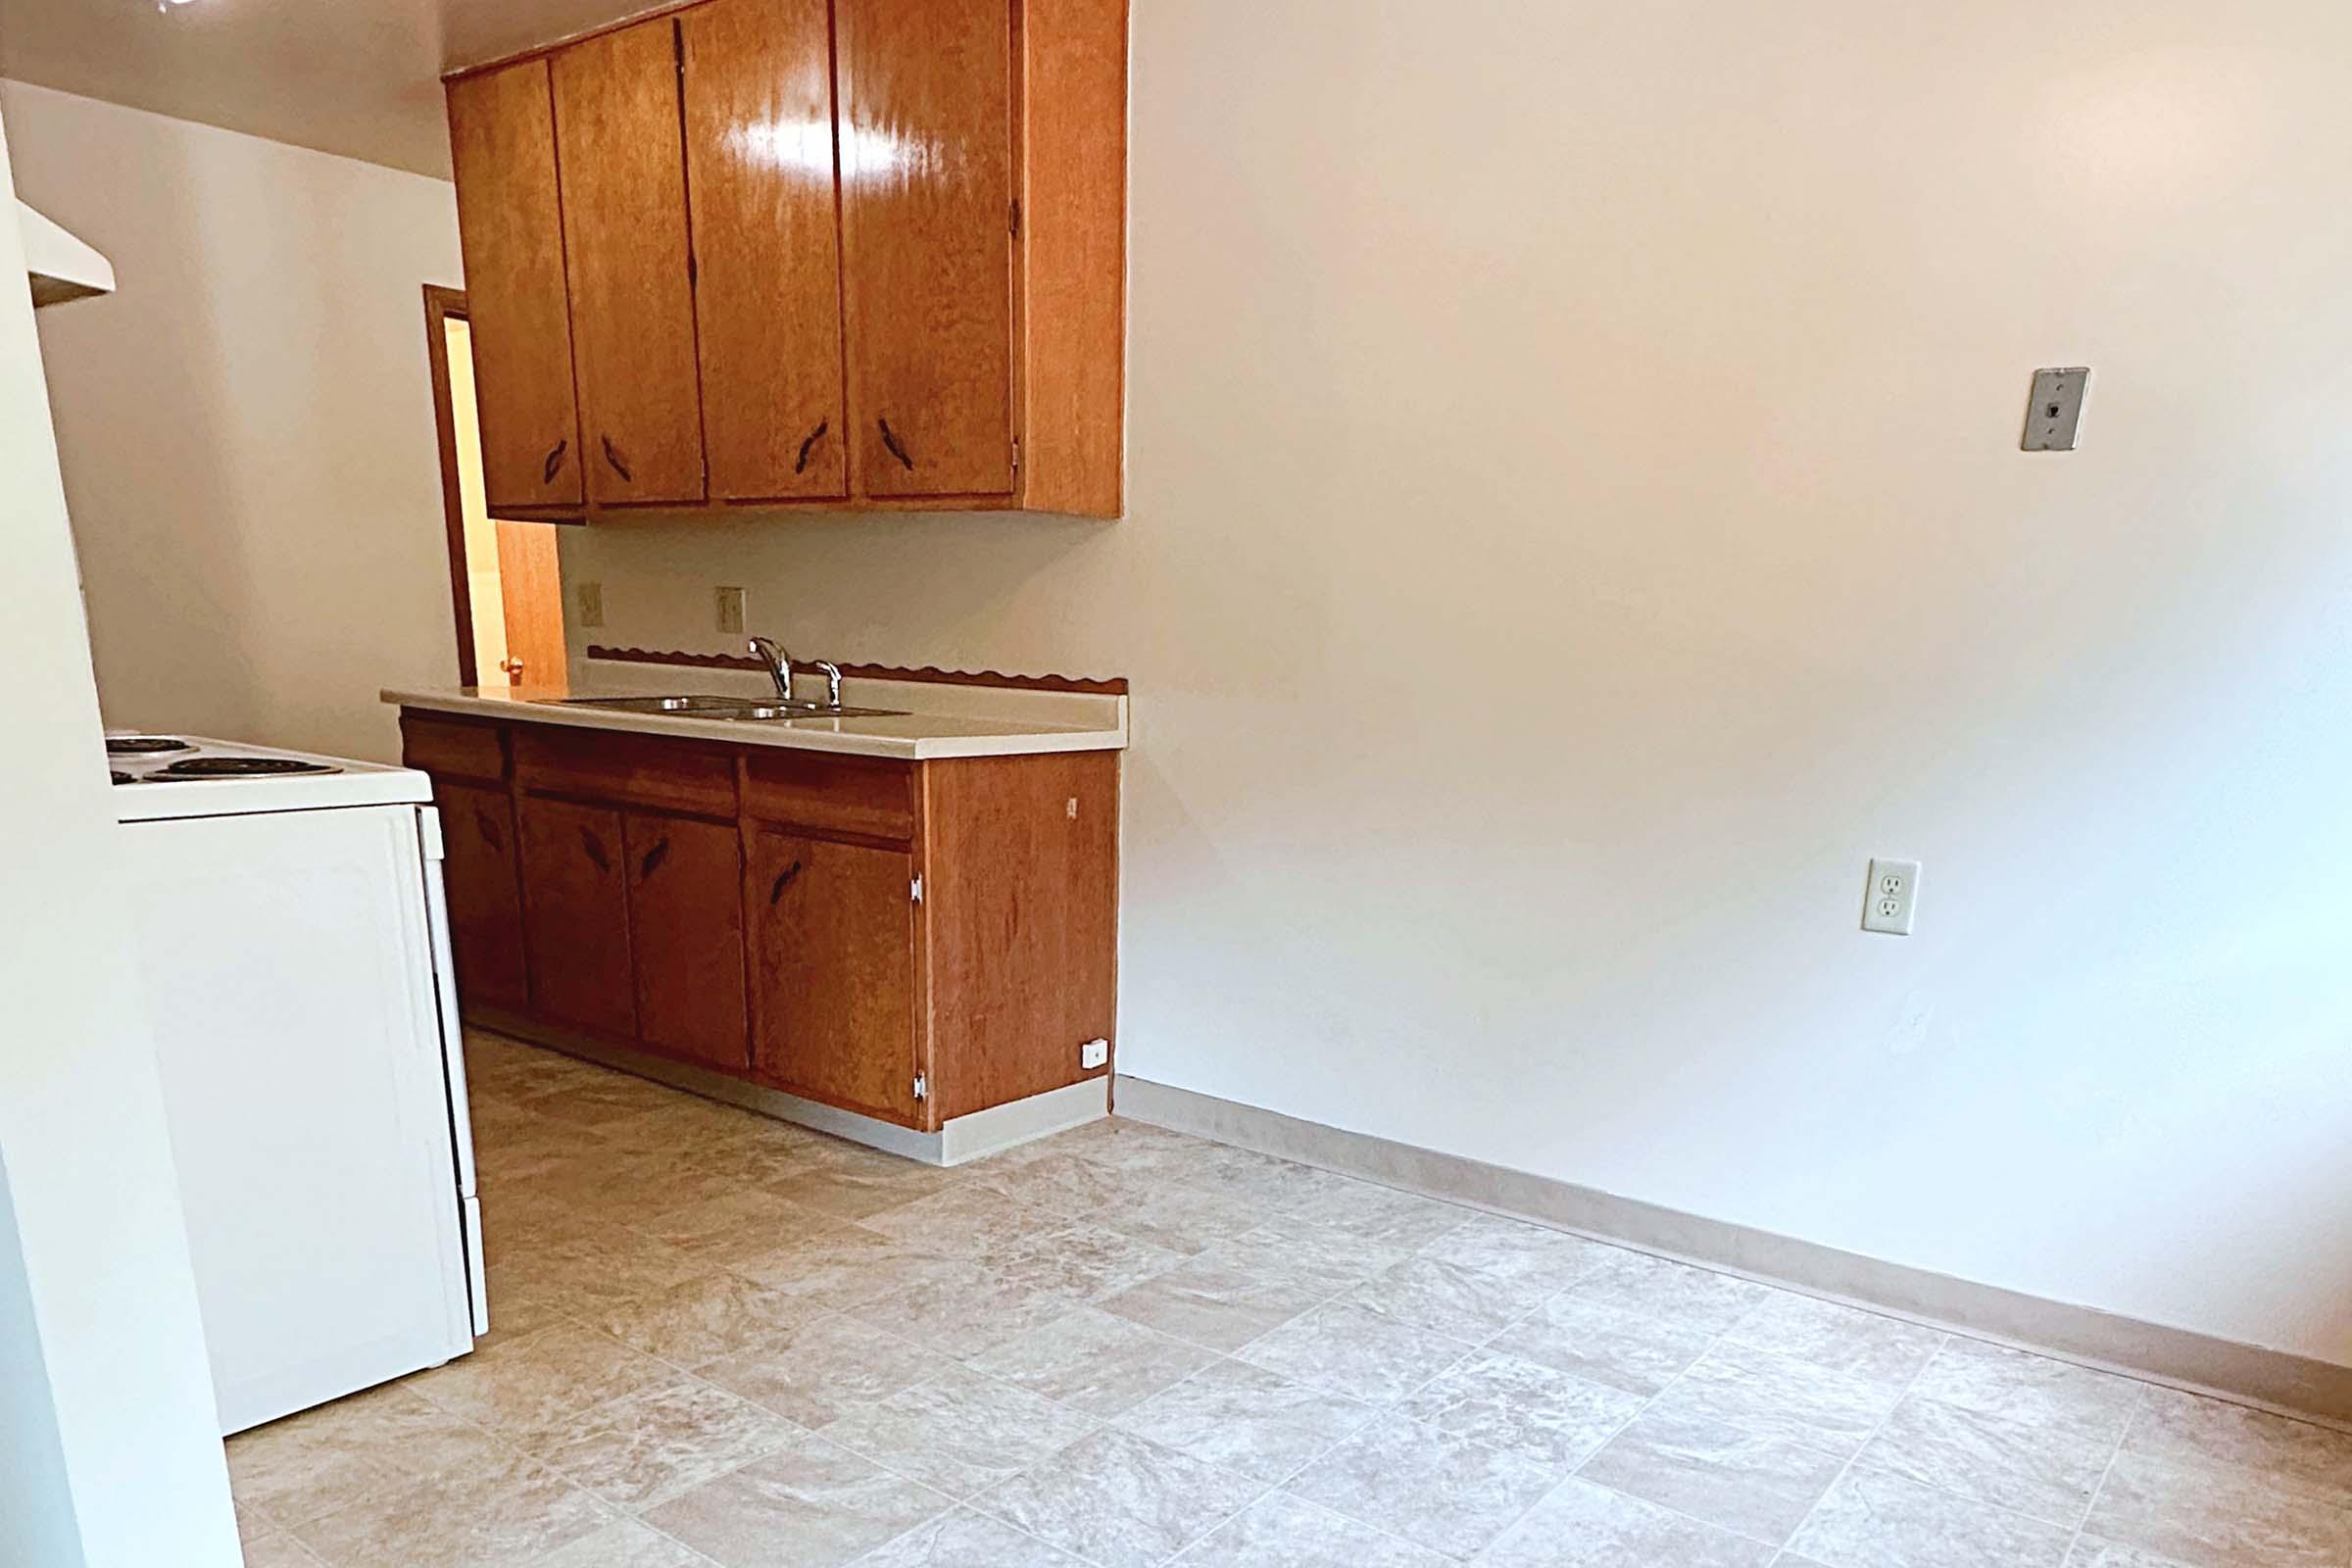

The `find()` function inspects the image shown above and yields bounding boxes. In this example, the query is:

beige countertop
[383,669,1127,760]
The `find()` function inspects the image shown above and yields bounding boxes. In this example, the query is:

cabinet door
[447,60,583,511]
[748,830,918,1121]
[681,0,848,502]
[552,17,708,505]
[835,0,1015,500]
[433,781,528,1009]
[516,796,636,1037]
[624,812,749,1070]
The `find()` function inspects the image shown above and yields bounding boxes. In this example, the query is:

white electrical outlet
[576,581,605,628]
[1862,858,1921,936]
[715,586,747,636]
[1080,1038,1109,1070]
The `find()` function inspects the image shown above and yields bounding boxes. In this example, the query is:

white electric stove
[109,731,486,1433]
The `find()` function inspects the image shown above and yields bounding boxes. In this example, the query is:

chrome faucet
[747,636,846,710]
[746,636,794,702]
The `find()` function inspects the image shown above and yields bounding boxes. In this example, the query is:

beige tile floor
[229,1028,2352,1568]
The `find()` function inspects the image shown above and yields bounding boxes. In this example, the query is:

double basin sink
[536,694,909,722]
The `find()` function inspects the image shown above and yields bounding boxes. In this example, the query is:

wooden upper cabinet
[835,0,1015,501]
[551,18,708,506]
[443,0,1126,518]
[446,60,583,512]
[681,0,848,502]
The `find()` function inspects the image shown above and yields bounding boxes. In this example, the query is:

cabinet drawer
[742,750,917,843]
[514,726,738,816]
[401,713,509,783]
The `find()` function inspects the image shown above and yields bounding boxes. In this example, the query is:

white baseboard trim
[940,1077,1109,1165]
[473,1012,1102,1167]
[1114,1074,2352,1428]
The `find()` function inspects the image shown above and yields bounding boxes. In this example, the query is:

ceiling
[0,0,664,179]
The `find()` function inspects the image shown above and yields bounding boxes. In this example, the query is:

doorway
[424,285,566,692]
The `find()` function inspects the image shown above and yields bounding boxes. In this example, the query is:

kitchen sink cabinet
[399,710,1117,1138]
[431,780,528,1009]
[624,810,750,1071]
[515,795,637,1039]
[441,0,1127,520]
[747,830,918,1120]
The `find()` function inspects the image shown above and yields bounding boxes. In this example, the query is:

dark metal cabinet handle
[577,826,610,874]
[877,418,914,470]
[473,808,504,854]
[767,860,804,905]
[639,837,670,881]
[541,439,568,484]
[601,434,633,482]
[794,419,829,475]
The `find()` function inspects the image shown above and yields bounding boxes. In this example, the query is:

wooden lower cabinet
[625,811,750,1071]
[402,709,1117,1132]
[748,830,918,1121]
[515,796,637,1038]
[431,779,528,1009]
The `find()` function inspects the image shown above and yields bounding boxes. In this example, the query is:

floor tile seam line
[858,1499,1075,1568]
[1839,1440,2108,1539]
[1259,1477,1465,1564]
[1549,1309,1813,1553]
[1152,1467,1289,1566]
[799,1424,974,1511]
[1774,1329,1951,1554]
[1566,1285,1740,1455]
[531,1398,807,1518]
[513,1361,799,1461]
[2061,1382,2147,1563]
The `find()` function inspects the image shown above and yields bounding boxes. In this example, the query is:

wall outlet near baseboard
[1080,1038,1109,1070]
[1863,858,1921,935]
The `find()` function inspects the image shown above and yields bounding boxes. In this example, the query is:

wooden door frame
[424,283,484,687]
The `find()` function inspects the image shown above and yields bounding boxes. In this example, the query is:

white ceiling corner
[0,0,666,180]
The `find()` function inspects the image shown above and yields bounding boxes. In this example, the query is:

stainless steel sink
[536,694,906,721]
[710,704,908,721]
[543,694,745,713]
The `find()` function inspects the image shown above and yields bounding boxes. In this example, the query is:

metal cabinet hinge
[912,1073,928,1101]
[1008,198,1021,238]
[910,874,923,903]
[1010,436,1021,471]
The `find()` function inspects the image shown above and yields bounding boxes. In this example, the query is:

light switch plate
[576,580,604,628]
[2022,368,2089,451]
[715,586,747,636]
[1863,858,1921,936]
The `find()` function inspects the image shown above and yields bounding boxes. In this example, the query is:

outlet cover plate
[1863,858,1921,936]
[576,580,605,629]
[2022,368,2089,451]
[715,586,747,636]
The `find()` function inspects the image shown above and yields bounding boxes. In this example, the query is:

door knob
[499,658,525,686]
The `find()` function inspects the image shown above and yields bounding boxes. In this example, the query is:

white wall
[0,105,243,1568]
[564,0,2352,1365]
[5,80,465,763]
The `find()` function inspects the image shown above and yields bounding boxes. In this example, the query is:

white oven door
[124,802,477,1434]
